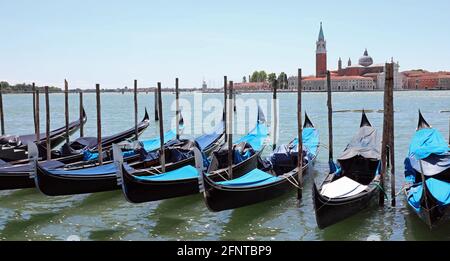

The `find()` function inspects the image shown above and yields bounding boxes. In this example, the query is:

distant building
[202,81,207,91]
[287,23,403,91]
[289,75,376,92]
[316,22,327,78]
[234,82,271,91]
[402,70,450,90]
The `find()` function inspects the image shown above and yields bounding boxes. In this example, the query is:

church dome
[358,49,373,67]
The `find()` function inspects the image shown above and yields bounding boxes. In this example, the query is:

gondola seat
[217,169,281,187]
[133,165,198,181]
[320,176,368,199]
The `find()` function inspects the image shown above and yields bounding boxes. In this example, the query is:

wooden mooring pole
[327,71,333,162]
[0,84,4,135]
[32,83,36,136]
[223,76,228,143]
[233,90,236,112]
[134,79,139,139]
[35,88,40,144]
[175,78,180,140]
[387,63,396,207]
[380,63,390,207]
[297,69,304,200]
[227,81,234,179]
[96,84,102,165]
[272,79,278,151]
[154,87,159,121]
[64,79,70,143]
[45,86,51,160]
[157,82,166,172]
[79,91,84,137]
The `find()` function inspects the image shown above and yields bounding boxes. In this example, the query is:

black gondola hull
[0,173,35,190]
[121,148,259,204]
[202,172,296,212]
[121,157,197,203]
[312,181,380,229]
[0,112,149,191]
[35,163,119,196]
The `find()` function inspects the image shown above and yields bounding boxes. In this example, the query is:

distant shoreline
[1,88,449,94]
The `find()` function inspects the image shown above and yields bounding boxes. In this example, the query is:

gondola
[117,108,268,203]
[31,115,223,196]
[403,111,450,229]
[198,113,319,212]
[0,109,87,162]
[0,109,150,190]
[312,111,381,229]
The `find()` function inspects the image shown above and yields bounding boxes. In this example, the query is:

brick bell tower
[316,22,327,77]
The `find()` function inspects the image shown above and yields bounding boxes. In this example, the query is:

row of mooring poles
[26,78,168,166]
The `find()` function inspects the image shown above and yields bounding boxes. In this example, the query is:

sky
[1,0,450,89]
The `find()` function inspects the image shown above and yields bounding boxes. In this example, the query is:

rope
[141,168,160,175]
[285,174,302,189]
[395,184,408,198]
[372,183,389,200]
[318,143,329,150]
[213,170,230,181]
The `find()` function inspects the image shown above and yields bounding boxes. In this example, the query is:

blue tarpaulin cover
[405,127,450,179]
[82,128,178,161]
[195,121,224,151]
[133,165,198,181]
[48,163,117,176]
[407,178,450,212]
[217,168,281,187]
[409,128,449,160]
[291,127,320,156]
[235,123,268,152]
[405,126,450,211]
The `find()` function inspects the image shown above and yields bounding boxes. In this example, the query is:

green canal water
[0,91,449,241]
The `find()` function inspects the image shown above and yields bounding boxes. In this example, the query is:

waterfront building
[402,70,450,90]
[287,23,403,91]
[233,82,271,91]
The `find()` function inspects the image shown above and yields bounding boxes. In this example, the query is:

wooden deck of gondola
[312,175,380,229]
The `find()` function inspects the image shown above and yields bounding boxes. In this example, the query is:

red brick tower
[316,22,327,78]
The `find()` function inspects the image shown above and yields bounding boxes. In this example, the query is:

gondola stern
[303,112,314,128]
[360,109,372,127]
[257,106,266,124]
[417,110,431,130]
[143,107,150,122]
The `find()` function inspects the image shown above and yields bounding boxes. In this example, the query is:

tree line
[243,71,290,89]
[0,81,62,93]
